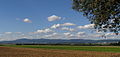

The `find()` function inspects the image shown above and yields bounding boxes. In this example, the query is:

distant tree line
[15,42,120,46]
[110,42,120,46]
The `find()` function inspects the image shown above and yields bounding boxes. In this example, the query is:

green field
[1,45,120,53]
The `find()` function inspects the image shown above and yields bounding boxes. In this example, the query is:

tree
[72,0,120,35]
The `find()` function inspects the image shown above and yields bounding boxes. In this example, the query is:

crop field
[0,45,120,57]
[2,45,120,52]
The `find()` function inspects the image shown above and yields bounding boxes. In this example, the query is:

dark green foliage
[72,0,120,34]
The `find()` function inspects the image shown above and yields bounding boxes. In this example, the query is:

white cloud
[51,23,76,29]
[36,28,53,33]
[77,24,94,29]
[1,23,120,41]
[21,36,28,38]
[43,33,58,38]
[77,32,85,35]
[23,18,32,23]
[105,33,116,36]
[75,32,86,38]
[1,31,120,41]
[51,24,61,29]
[61,23,76,26]
[48,15,61,21]
[64,32,71,36]
[63,32,75,38]
[61,27,75,31]
[4,32,12,34]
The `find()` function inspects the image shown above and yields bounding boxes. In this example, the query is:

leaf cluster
[72,0,120,34]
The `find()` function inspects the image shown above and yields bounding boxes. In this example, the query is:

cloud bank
[1,21,120,41]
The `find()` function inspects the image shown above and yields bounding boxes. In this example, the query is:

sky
[0,0,119,41]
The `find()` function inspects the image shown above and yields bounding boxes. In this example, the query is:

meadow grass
[1,45,120,53]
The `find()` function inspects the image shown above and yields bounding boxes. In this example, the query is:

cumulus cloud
[105,33,116,36]
[61,27,75,31]
[51,24,61,29]
[61,23,76,26]
[77,32,85,35]
[43,33,58,38]
[4,32,12,34]
[63,33,74,38]
[48,15,61,21]
[64,32,71,36]
[1,31,120,41]
[63,32,75,38]
[51,23,76,29]
[36,28,53,33]
[1,22,120,41]
[75,32,86,38]
[77,24,94,29]
[23,18,32,23]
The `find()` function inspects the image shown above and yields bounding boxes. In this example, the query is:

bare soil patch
[0,47,120,57]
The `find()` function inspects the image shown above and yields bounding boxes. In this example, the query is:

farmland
[0,45,120,57]
[2,45,120,53]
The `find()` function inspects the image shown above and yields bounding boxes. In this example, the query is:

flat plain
[1,45,120,57]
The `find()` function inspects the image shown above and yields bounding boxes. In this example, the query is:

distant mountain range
[0,38,120,44]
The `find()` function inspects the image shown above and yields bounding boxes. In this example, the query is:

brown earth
[0,47,120,57]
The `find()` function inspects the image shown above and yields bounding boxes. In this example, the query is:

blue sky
[0,0,89,32]
[0,0,119,41]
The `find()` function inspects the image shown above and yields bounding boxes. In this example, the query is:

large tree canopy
[72,0,120,35]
